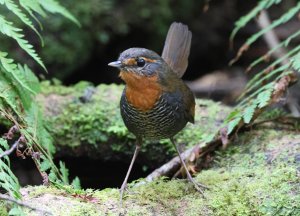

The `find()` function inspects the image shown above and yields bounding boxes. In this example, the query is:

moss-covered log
[1,125,299,215]
[38,81,230,167]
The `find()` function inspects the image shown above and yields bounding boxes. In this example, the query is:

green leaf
[38,0,80,26]
[0,71,23,117]
[0,0,44,45]
[0,52,40,95]
[0,15,46,70]
[19,0,47,30]
[230,0,282,41]
[0,138,9,150]
[40,159,52,172]
[19,0,47,17]
[59,161,69,184]
[290,52,300,71]
[227,117,242,135]
[23,104,54,154]
[257,88,273,108]
[8,206,26,216]
[245,2,300,47]
[71,177,81,190]
[224,109,241,122]
[243,104,256,124]
[248,29,300,71]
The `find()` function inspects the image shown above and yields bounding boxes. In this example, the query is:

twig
[146,139,221,181]
[0,140,19,159]
[145,147,194,182]
[0,194,52,215]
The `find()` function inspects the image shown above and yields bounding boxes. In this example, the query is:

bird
[108,22,207,205]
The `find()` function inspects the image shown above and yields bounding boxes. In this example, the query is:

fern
[290,52,300,71]
[243,104,256,124]
[247,29,300,71]
[0,0,80,213]
[0,138,24,215]
[257,87,273,108]
[225,1,300,135]
[0,51,39,95]
[227,117,242,135]
[38,0,80,26]
[245,2,300,47]
[0,15,46,70]
[0,0,43,44]
[230,0,282,41]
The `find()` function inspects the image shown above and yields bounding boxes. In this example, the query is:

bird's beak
[108,60,122,68]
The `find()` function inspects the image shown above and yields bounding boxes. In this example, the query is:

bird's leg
[170,138,208,196]
[119,138,142,207]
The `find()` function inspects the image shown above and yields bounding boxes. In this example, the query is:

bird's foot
[119,182,127,208]
[119,183,138,208]
[186,173,209,198]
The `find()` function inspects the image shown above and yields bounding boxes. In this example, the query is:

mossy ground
[11,125,300,216]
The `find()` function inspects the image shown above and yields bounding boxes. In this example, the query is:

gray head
[108,48,166,76]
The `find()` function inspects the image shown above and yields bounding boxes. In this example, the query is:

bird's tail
[161,22,192,78]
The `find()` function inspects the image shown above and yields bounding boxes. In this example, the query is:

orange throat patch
[120,71,162,112]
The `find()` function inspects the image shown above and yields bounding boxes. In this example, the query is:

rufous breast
[119,71,162,112]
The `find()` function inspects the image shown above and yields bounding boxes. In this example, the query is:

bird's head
[108,48,167,79]
[108,48,169,111]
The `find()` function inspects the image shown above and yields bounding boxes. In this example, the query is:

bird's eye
[136,58,145,67]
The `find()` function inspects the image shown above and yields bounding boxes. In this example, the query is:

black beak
[108,60,122,68]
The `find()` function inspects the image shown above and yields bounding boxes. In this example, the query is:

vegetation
[0,0,299,215]
[224,0,300,135]
[9,125,300,215]
[0,0,79,214]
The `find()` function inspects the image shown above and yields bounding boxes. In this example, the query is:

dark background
[1,0,261,85]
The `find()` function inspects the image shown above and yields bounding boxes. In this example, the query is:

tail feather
[161,22,192,78]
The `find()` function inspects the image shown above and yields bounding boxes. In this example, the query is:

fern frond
[231,1,300,65]
[290,52,300,71]
[245,2,300,47]
[239,64,288,100]
[0,0,44,45]
[59,161,70,185]
[0,51,39,95]
[0,138,22,199]
[243,104,257,124]
[38,0,80,26]
[257,87,273,108]
[71,177,81,189]
[230,0,282,41]
[247,29,300,72]
[0,1,79,213]
[19,0,47,17]
[224,109,241,122]
[19,0,47,30]
[0,16,46,70]
[0,72,23,117]
[227,117,242,135]
[241,42,300,97]
[238,82,275,108]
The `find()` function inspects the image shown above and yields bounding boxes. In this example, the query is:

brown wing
[161,22,192,78]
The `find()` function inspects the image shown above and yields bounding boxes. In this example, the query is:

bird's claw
[186,173,208,198]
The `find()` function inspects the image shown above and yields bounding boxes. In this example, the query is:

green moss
[0,202,8,216]
[40,80,93,96]
[20,126,300,215]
